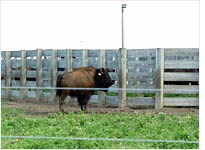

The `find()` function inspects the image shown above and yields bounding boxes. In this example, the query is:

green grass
[1,107,199,149]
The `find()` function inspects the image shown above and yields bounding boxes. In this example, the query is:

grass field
[1,106,199,149]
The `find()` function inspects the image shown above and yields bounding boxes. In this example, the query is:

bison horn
[106,68,117,73]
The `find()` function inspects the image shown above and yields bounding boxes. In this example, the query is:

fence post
[20,50,27,99]
[155,48,164,109]
[119,48,127,108]
[51,49,57,101]
[82,49,88,66]
[37,49,43,100]
[66,49,73,72]
[5,51,11,99]
[99,49,106,107]
[64,49,73,103]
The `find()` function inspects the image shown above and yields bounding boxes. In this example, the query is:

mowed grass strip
[1,107,199,149]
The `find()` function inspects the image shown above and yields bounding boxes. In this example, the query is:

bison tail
[56,74,63,97]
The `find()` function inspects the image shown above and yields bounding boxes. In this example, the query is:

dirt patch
[2,99,199,116]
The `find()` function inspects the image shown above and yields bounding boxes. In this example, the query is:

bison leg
[80,105,84,111]
[77,95,90,112]
[59,92,67,113]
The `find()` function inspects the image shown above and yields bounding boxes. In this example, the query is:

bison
[56,66,116,113]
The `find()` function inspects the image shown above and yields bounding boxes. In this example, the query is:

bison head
[94,68,115,92]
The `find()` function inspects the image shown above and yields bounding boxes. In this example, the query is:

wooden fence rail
[1,48,199,108]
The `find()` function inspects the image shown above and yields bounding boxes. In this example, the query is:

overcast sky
[1,1,199,50]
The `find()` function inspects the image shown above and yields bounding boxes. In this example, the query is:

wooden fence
[1,48,199,109]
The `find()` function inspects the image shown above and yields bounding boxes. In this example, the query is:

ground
[2,99,199,115]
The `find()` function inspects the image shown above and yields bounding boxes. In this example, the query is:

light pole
[119,4,127,108]
[121,4,127,48]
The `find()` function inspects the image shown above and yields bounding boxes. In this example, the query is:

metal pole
[119,4,127,108]
[122,7,124,48]
[121,4,127,48]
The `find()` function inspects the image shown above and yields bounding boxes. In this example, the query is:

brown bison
[56,66,116,113]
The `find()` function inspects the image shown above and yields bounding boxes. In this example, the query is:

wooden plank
[1,80,5,86]
[11,90,21,98]
[1,70,6,78]
[88,60,99,68]
[128,76,154,82]
[164,98,199,106]
[128,60,156,66]
[127,82,156,90]
[42,71,51,79]
[10,51,21,57]
[27,70,37,78]
[42,92,51,100]
[88,50,100,57]
[26,50,37,57]
[164,60,199,69]
[88,57,99,62]
[42,80,51,87]
[127,49,156,57]
[99,49,106,107]
[58,59,66,68]
[72,50,83,57]
[164,85,199,94]
[106,96,119,107]
[42,49,52,56]
[128,71,155,77]
[11,80,21,86]
[90,95,99,104]
[11,60,21,69]
[164,48,199,56]
[128,67,156,73]
[26,60,37,69]
[127,72,155,81]
[105,50,119,59]
[27,91,37,98]
[127,97,155,107]
[11,70,21,77]
[1,51,6,59]
[42,59,51,68]
[1,90,6,97]
[20,50,27,99]
[27,81,36,87]
[119,48,127,108]
[72,61,82,68]
[164,72,199,81]
[126,85,156,93]
[57,49,67,57]
[155,48,164,109]
[127,80,155,87]
[1,60,6,69]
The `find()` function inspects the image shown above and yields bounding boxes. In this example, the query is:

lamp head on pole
[122,4,127,9]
